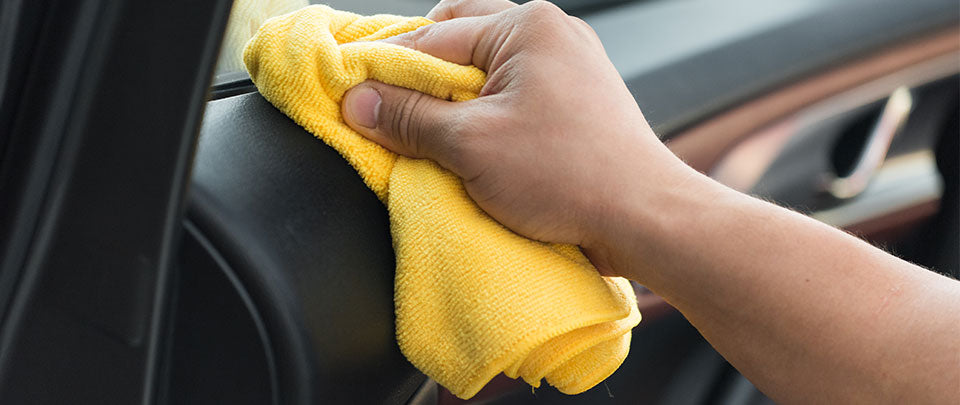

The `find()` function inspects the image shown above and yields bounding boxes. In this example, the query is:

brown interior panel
[667,27,960,173]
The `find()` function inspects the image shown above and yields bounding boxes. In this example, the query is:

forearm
[609,168,960,403]
[335,1,959,398]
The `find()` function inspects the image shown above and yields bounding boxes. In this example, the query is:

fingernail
[345,86,381,129]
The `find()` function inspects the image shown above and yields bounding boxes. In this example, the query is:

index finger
[426,0,517,21]
[381,15,496,69]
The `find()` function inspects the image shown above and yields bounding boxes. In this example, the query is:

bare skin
[340,0,960,402]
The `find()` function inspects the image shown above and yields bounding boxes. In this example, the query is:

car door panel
[2,0,956,404]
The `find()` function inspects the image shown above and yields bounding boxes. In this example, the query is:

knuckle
[438,0,468,9]
[430,0,469,20]
[394,25,428,49]
[521,1,566,22]
[429,0,454,20]
[567,15,601,42]
[439,0,467,11]
[405,28,424,51]
[568,16,590,32]
[512,1,569,44]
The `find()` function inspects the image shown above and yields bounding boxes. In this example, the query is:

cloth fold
[243,5,641,399]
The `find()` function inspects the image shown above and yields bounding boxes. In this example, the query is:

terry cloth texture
[243,5,641,399]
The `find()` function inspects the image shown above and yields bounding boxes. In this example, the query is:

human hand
[342,0,701,278]
[343,5,960,401]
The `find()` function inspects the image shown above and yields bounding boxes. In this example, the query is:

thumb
[342,81,461,169]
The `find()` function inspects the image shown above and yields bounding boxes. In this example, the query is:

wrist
[584,151,730,285]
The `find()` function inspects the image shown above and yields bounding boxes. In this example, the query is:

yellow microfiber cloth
[243,5,641,399]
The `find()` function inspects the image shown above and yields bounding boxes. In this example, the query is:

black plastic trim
[0,0,233,403]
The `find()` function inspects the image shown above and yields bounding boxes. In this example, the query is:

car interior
[0,0,957,404]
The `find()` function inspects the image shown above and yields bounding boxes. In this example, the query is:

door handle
[826,86,913,199]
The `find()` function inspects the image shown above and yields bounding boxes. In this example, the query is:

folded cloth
[243,5,641,399]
